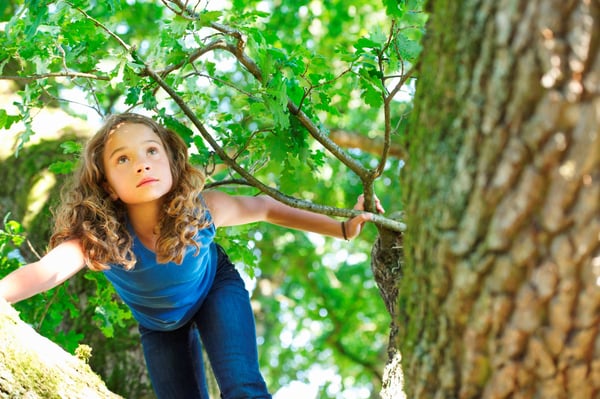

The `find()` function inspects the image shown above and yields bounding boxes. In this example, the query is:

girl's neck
[126,202,161,238]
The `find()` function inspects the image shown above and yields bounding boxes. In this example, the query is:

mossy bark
[0,299,122,398]
[397,0,600,398]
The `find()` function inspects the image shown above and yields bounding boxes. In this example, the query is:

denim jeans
[139,245,271,399]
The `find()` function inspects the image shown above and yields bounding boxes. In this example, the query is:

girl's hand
[353,194,385,213]
[343,194,385,239]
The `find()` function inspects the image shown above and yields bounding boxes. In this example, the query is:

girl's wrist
[341,220,349,240]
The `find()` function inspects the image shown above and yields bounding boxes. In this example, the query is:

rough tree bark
[0,299,121,398]
[391,0,600,398]
[372,218,405,399]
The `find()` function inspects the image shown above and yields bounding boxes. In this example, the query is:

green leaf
[125,86,141,106]
[60,140,82,154]
[159,111,194,145]
[199,10,222,25]
[263,71,289,130]
[23,1,48,40]
[382,0,403,17]
[142,89,158,110]
[354,37,381,52]
[396,29,423,62]
[0,110,21,130]
[48,160,76,175]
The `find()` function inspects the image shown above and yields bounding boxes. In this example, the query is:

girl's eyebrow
[108,139,162,160]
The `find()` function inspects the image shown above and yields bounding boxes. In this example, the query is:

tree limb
[0,299,122,398]
[143,62,405,231]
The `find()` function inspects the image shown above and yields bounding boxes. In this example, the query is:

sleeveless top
[103,210,217,331]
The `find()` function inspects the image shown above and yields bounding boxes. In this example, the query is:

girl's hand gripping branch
[341,194,385,240]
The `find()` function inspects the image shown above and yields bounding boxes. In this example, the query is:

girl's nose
[136,164,150,173]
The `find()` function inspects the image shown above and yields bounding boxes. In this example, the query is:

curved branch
[207,31,370,181]
[66,6,405,232]
[144,62,405,231]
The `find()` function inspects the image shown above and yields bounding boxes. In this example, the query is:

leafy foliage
[0,0,426,397]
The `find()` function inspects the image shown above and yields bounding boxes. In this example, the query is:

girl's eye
[117,155,128,164]
[148,147,159,155]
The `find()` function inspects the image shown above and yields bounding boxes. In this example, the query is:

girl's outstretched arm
[203,191,381,240]
[0,239,86,304]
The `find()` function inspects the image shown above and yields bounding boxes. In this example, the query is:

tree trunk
[371,213,405,399]
[394,0,600,398]
[0,299,121,398]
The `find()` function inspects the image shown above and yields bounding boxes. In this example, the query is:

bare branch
[38,85,104,118]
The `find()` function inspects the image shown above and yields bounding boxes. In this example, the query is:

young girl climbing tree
[0,113,383,398]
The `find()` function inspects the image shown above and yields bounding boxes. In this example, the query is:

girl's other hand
[353,194,385,213]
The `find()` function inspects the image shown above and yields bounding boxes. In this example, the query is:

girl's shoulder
[199,190,232,228]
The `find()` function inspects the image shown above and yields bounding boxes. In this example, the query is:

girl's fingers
[353,194,385,214]
[373,196,385,214]
[353,194,365,210]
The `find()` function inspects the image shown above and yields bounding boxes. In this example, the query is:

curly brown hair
[49,113,209,271]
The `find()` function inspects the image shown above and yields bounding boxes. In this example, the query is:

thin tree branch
[38,85,104,118]
[372,22,400,180]
[67,2,134,54]
[153,39,230,76]
[204,178,252,189]
[206,35,370,180]
[157,4,383,193]
[145,62,405,226]
[0,72,109,81]
[68,4,405,232]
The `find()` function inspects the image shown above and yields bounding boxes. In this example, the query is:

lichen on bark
[0,299,121,398]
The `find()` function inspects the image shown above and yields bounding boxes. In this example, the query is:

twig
[67,1,134,54]
[0,72,109,81]
[204,178,252,189]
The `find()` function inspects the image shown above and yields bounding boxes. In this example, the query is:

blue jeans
[139,246,271,399]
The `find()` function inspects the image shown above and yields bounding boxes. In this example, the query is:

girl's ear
[103,182,119,201]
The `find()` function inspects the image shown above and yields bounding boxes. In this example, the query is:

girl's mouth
[137,178,158,187]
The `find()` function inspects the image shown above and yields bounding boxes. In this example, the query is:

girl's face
[102,122,173,207]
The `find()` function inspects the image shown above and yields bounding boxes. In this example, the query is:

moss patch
[0,299,122,399]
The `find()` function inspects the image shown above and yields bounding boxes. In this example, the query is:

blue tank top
[103,212,217,331]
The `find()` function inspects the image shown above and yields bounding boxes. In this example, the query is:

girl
[0,113,383,399]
